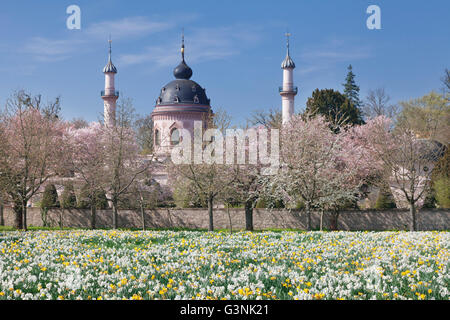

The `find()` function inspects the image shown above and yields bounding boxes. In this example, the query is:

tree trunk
[60,209,63,230]
[112,201,119,229]
[410,202,417,231]
[226,203,232,234]
[22,200,28,231]
[90,205,96,230]
[207,196,214,231]
[14,201,23,229]
[140,204,146,231]
[0,201,4,226]
[330,211,340,231]
[305,203,311,231]
[41,208,48,227]
[319,210,323,231]
[244,200,254,231]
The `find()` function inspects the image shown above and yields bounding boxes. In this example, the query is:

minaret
[280,32,297,125]
[102,37,118,127]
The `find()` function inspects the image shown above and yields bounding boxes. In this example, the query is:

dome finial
[285,31,291,56]
[108,34,112,61]
[281,31,295,69]
[173,29,193,79]
[103,35,117,73]
[181,28,185,61]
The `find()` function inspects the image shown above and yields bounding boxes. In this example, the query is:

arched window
[155,129,161,146]
[170,128,180,145]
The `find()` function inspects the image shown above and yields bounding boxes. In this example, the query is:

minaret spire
[280,31,297,125]
[108,34,112,61]
[286,31,291,56]
[102,36,119,127]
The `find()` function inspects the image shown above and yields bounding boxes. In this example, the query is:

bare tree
[127,169,158,231]
[101,98,150,229]
[248,108,282,129]
[363,88,399,120]
[134,114,154,155]
[442,68,450,92]
[396,91,450,145]
[70,117,89,129]
[168,109,236,231]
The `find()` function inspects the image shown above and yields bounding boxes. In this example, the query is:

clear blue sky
[0,0,448,125]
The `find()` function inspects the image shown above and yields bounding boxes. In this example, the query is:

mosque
[101,33,298,157]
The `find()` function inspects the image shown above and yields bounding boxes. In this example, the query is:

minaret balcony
[279,86,298,94]
[101,90,119,97]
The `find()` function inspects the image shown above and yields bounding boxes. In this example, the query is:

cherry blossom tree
[361,116,445,230]
[68,122,107,229]
[264,115,365,230]
[0,90,68,230]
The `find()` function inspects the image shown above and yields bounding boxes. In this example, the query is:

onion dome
[281,32,295,69]
[155,32,210,107]
[173,33,193,79]
[103,39,117,73]
[174,60,193,79]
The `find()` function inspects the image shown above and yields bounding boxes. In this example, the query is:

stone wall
[1,207,449,231]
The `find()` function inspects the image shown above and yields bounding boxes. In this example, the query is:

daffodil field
[0,230,448,300]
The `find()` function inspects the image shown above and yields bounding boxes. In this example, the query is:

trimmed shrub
[422,192,437,209]
[95,190,109,209]
[255,198,267,209]
[60,183,76,209]
[431,147,449,209]
[375,187,397,209]
[40,184,59,227]
[255,197,285,209]
[434,176,450,208]
[77,185,108,209]
[41,184,59,208]
[172,180,206,208]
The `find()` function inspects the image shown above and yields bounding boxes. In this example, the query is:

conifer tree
[374,185,397,209]
[40,184,59,226]
[306,88,364,126]
[60,183,77,209]
[343,65,362,108]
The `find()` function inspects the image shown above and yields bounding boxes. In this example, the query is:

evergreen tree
[60,183,77,209]
[433,176,450,208]
[343,65,362,108]
[422,192,437,208]
[432,147,450,208]
[94,190,109,210]
[374,185,397,209]
[41,184,59,208]
[40,184,59,227]
[305,88,364,126]
[77,185,108,209]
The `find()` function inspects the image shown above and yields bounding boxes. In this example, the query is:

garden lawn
[0,230,448,300]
